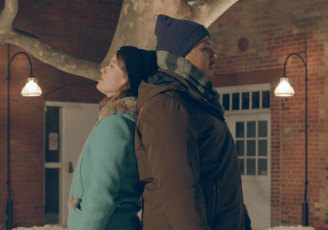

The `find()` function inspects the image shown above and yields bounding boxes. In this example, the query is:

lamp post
[274,52,309,226]
[6,46,42,230]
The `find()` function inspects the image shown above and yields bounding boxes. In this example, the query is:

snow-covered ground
[12,226,67,230]
[266,226,315,230]
[11,225,315,230]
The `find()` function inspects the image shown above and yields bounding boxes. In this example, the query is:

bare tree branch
[192,0,239,28]
[0,0,100,80]
[0,0,238,80]
[0,0,18,33]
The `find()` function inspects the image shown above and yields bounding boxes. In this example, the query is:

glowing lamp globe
[21,77,42,97]
[274,76,295,97]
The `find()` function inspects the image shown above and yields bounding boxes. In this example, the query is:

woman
[67,46,158,230]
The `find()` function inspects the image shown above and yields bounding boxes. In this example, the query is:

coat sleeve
[75,115,135,230]
[138,94,210,230]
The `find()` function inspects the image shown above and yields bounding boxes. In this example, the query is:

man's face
[184,36,218,82]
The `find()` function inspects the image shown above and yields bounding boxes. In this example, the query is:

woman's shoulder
[91,114,135,146]
[100,113,136,128]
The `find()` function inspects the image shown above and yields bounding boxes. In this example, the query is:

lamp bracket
[8,52,33,78]
[283,53,307,76]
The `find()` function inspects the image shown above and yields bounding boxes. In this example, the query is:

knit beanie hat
[118,46,158,96]
[155,14,211,57]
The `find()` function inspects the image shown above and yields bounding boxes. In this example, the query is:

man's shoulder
[138,70,189,108]
[140,88,183,110]
[137,70,178,100]
[147,70,177,87]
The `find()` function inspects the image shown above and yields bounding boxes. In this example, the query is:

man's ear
[183,51,190,58]
[184,50,193,60]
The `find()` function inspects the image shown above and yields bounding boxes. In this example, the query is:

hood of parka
[99,97,138,121]
[137,68,224,121]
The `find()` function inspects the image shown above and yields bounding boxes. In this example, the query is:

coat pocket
[67,207,82,230]
[202,178,221,230]
[213,178,221,230]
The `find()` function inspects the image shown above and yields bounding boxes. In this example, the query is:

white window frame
[217,83,271,116]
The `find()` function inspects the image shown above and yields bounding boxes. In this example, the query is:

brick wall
[0,0,122,229]
[209,0,328,228]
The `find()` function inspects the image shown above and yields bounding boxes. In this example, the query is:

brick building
[208,0,328,229]
[0,0,328,229]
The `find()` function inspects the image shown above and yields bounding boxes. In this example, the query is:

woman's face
[97,54,127,97]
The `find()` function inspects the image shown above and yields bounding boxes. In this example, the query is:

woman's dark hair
[99,50,131,110]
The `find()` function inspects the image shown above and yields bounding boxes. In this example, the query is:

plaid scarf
[157,50,224,117]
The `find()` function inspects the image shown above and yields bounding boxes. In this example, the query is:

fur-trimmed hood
[99,97,138,121]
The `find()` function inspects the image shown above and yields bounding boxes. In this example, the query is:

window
[218,84,270,112]
[236,120,268,176]
[217,83,271,176]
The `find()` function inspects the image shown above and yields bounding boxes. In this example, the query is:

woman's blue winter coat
[67,98,141,230]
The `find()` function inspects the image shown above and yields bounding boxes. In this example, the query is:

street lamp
[8,52,42,97]
[274,52,309,226]
[6,48,42,230]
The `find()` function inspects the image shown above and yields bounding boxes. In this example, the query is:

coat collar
[138,70,225,122]
[99,97,138,121]
[156,51,224,117]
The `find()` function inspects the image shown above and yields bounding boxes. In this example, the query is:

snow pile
[12,225,67,230]
[266,225,315,230]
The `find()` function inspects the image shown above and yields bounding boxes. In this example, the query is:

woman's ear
[125,74,130,86]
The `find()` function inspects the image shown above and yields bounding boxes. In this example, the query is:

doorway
[44,101,99,226]
[217,83,271,230]
[227,114,271,230]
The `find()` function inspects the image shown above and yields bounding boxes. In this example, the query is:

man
[135,15,251,230]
